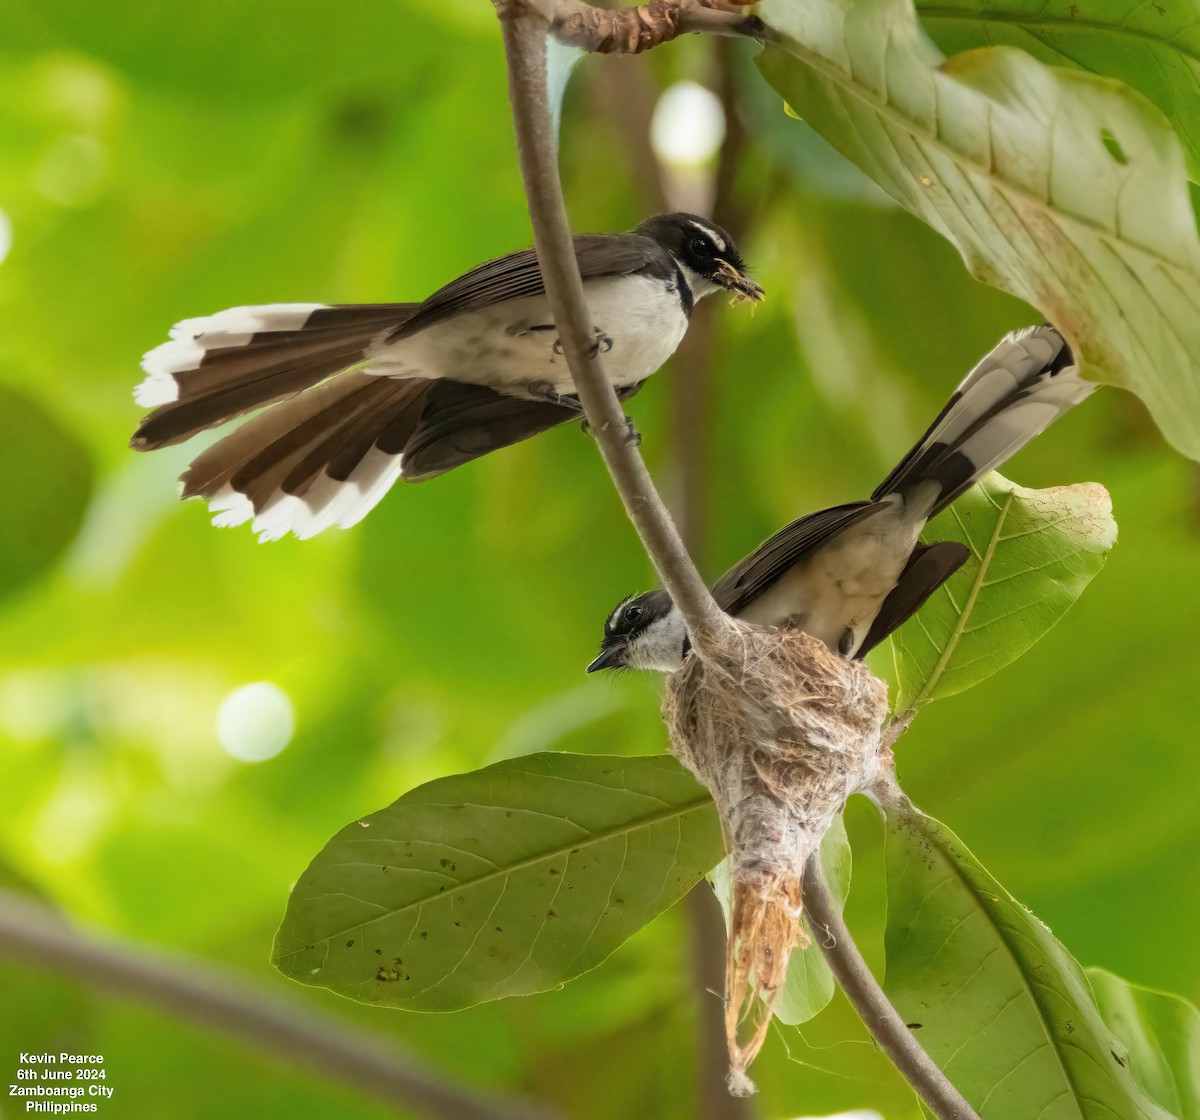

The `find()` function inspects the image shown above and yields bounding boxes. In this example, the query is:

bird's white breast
[365,274,690,395]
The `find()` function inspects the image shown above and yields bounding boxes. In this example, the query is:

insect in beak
[715,259,765,306]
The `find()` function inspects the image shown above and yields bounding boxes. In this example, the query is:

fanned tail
[131,303,418,450]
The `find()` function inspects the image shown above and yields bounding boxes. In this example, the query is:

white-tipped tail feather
[873,325,1093,519]
[205,448,406,542]
[134,304,330,410]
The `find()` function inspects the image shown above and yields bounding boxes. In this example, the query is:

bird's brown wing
[390,234,672,340]
[712,502,888,617]
[854,540,970,658]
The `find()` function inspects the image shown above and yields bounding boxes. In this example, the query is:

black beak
[714,259,765,303]
[586,644,627,673]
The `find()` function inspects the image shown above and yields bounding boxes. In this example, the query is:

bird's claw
[582,413,641,446]
[527,380,580,409]
[552,328,613,359]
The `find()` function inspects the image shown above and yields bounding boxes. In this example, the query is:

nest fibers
[663,622,890,1094]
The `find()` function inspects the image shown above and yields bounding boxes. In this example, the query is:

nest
[663,622,890,1094]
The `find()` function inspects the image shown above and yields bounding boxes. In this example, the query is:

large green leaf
[0,386,92,603]
[1089,967,1200,1120]
[891,473,1115,713]
[884,803,1174,1119]
[757,0,1200,460]
[273,752,723,1010]
[915,0,1200,181]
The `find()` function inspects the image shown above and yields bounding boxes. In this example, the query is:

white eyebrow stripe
[687,219,726,253]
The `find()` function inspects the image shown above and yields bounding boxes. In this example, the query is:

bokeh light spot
[650,80,726,167]
[216,682,294,763]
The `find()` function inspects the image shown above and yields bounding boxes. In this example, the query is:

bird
[130,213,763,542]
[588,324,1093,674]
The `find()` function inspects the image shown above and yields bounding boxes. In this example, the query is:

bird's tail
[131,302,418,451]
[131,302,584,540]
[176,371,436,542]
[871,325,1093,519]
[170,373,578,542]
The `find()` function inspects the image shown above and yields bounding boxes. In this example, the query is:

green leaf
[709,814,853,1026]
[1089,967,1200,1120]
[0,386,92,603]
[884,803,1175,1119]
[890,473,1115,712]
[272,752,722,1010]
[914,0,1200,182]
[756,0,1200,460]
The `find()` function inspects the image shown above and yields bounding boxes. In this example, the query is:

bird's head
[587,590,688,674]
[636,213,764,305]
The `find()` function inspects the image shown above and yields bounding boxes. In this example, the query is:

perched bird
[589,325,1092,673]
[131,213,762,541]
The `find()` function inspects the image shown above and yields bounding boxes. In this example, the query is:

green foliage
[0,0,1198,1114]
[884,803,1173,1119]
[891,472,1116,712]
[274,752,722,1009]
[914,0,1200,180]
[1089,969,1200,1119]
[0,385,92,602]
[757,0,1200,461]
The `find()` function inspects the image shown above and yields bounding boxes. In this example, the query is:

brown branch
[686,889,757,1120]
[0,888,556,1120]
[508,0,764,53]
[802,860,982,1120]
[667,47,756,1118]
[496,2,733,656]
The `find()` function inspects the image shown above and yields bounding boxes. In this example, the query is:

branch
[514,0,764,54]
[0,889,556,1120]
[496,3,733,656]
[802,860,982,1120]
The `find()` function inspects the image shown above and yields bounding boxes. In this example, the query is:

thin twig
[685,890,756,1120]
[802,860,982,1120]
[514,0,764,53]
[496,3,733,656]
[667,42,756,1119]
[669,36,750,560]
[0,889,556,1120]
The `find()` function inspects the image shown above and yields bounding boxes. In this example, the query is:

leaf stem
[803,858,981,1120]
[0,888,556,1120]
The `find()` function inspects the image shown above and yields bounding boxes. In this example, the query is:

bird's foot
[581,413,641,446]
[527,380,582,409]
[551,328,613,358]
[590,329,614,357]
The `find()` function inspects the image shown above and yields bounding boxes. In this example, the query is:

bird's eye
[624,605,643,624]
[689,237,710,256]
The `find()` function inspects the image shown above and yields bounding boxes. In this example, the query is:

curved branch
[802,859,982,1120]
[0,889,556,1120]
[510,0,765,54]
[495,4,733,656]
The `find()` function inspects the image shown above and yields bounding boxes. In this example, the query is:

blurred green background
[0,2,1197,1117]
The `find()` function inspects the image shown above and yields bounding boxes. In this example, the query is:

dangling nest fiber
[663,622,890,1095]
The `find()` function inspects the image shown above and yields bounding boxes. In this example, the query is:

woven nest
[663,622,890,1094]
